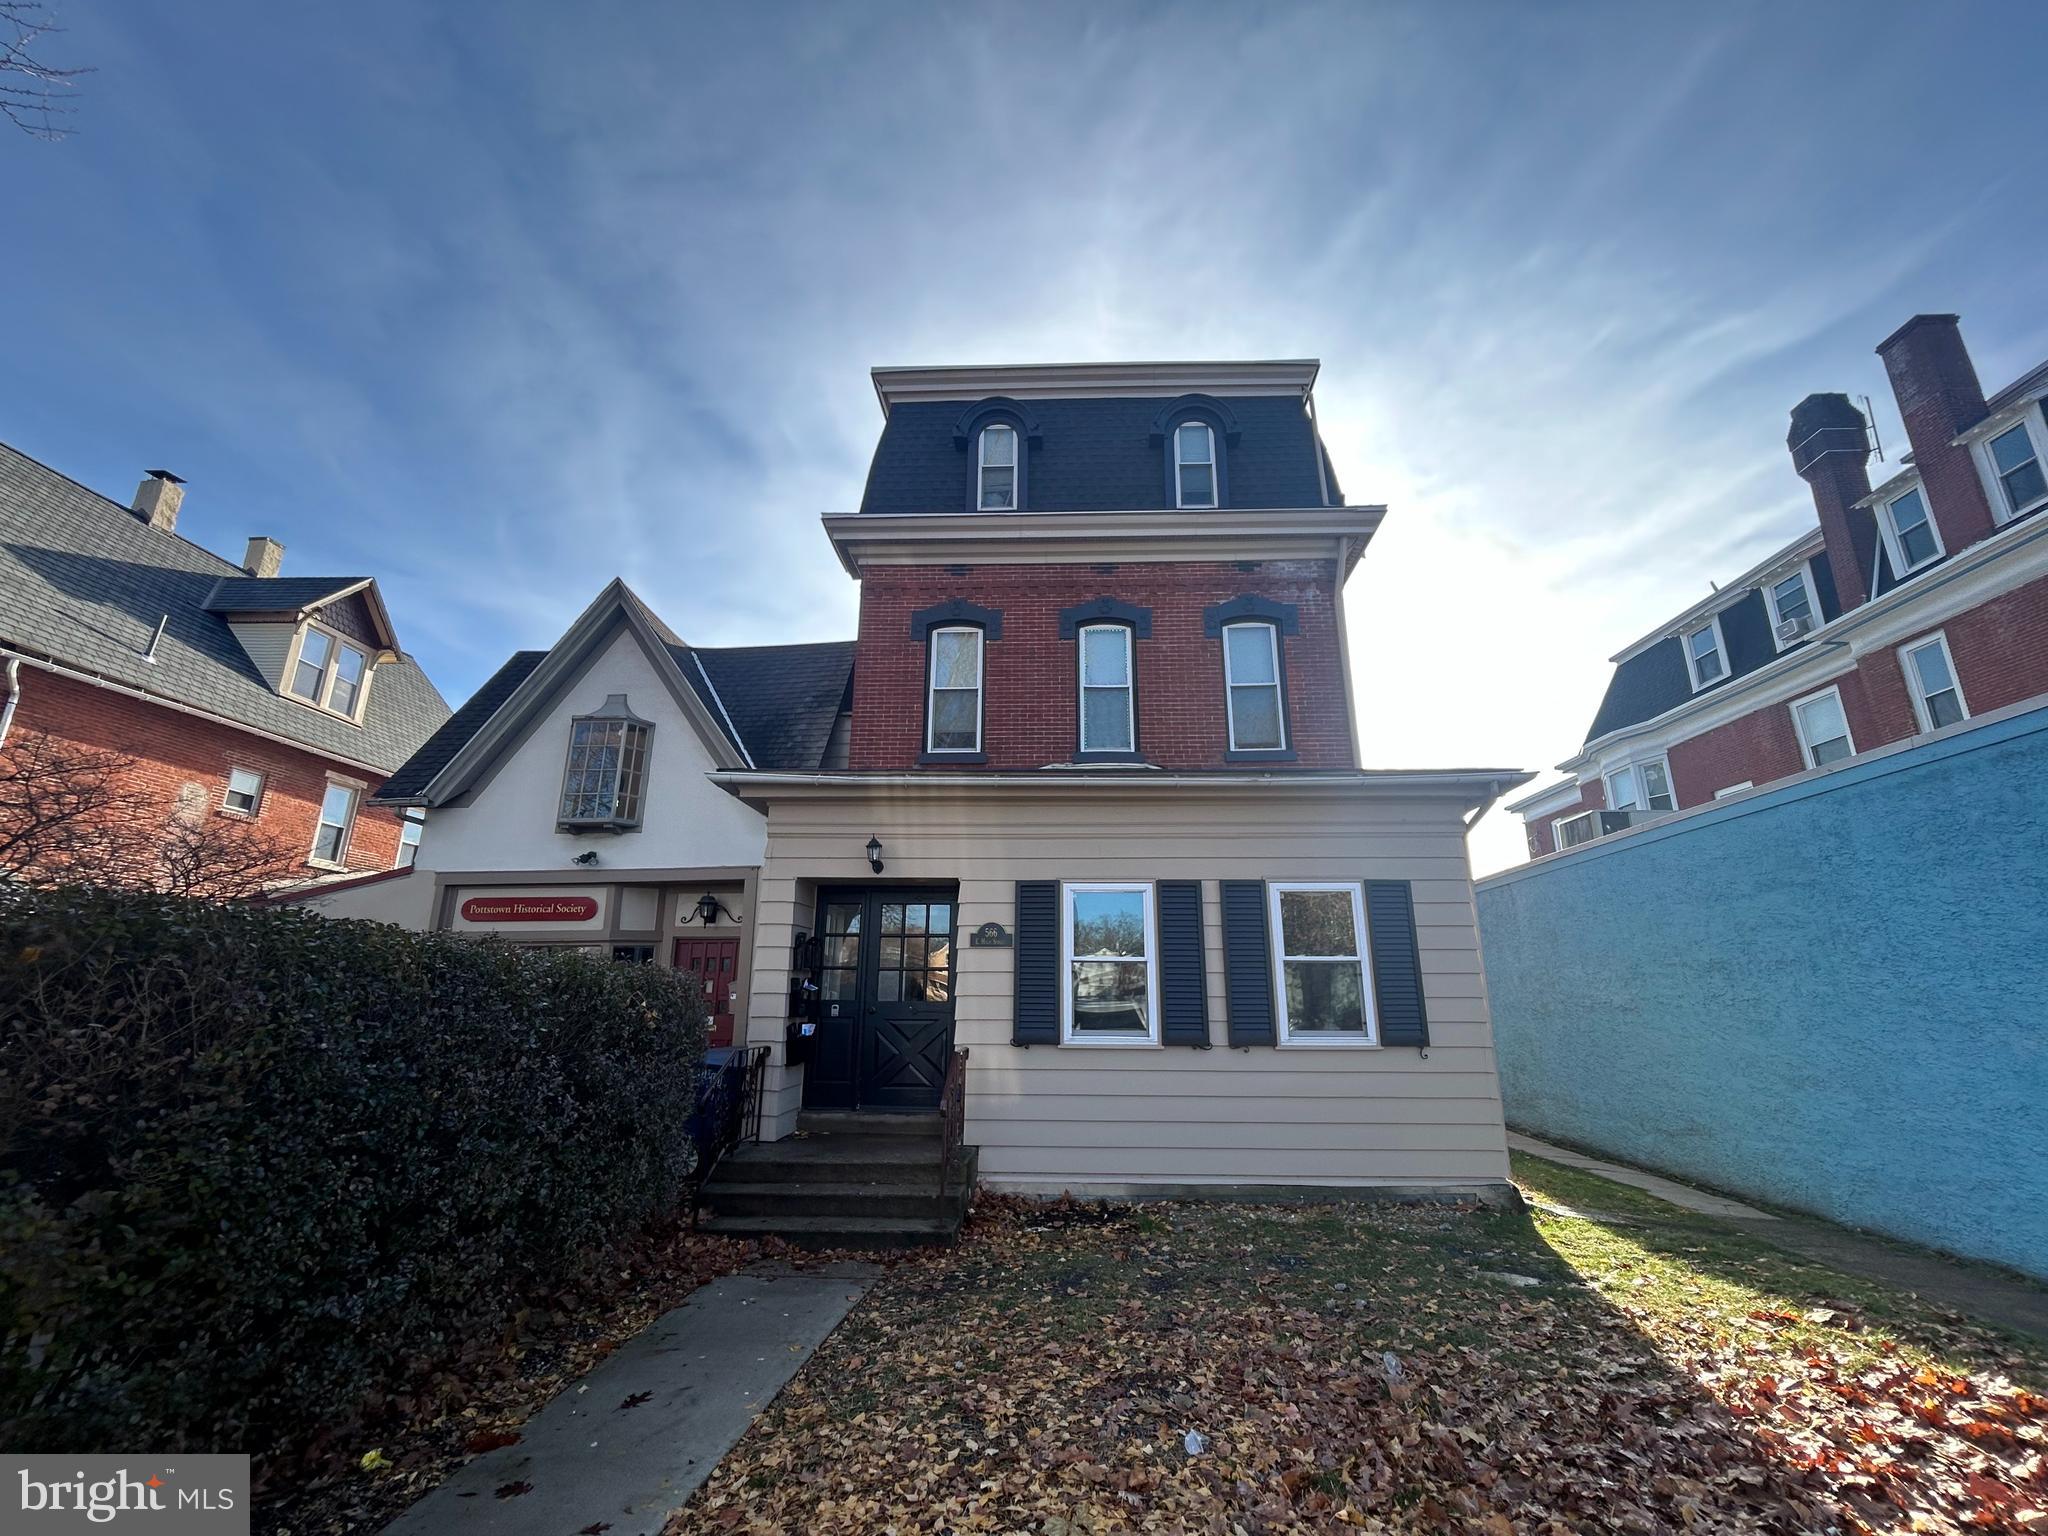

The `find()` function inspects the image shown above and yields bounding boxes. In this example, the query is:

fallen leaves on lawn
[669,1198,2048,1536]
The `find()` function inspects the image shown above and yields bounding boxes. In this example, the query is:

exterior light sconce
[685,891,735,926]
[571,850,601,867]
[866,836,885,874]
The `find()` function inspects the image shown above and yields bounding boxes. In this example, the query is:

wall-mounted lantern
[866,836,885,874]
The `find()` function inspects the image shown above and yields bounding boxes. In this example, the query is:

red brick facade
[5,667,407,880]
[849,559,1355,772]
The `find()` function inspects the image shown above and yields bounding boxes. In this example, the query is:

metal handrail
[938,1046,969,1201]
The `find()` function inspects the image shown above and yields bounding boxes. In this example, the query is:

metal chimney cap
[144,468,187,484]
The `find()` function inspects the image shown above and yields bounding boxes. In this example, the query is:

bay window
[559,698,652,828]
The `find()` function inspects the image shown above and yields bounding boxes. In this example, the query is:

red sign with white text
[459,895,601,924]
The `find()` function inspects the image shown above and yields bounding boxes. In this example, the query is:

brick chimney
[131,470,186,533]
[1876,314,1997,554]
[1788,393,1875,610]
[242,536,285,578]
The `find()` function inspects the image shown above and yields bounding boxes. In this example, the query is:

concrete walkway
[1510,1132,2048,1341]
[383,1260,879,1536]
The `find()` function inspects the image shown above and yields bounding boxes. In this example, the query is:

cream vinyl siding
[227,620,298,691]
[740,785,1508,1191]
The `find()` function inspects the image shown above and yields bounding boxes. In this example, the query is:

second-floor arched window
[1078,622,1135,754]
[978,423,1018,510]
[1174,421,1217,508]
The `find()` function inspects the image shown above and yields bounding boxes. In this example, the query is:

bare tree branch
[0,729,149,885]
[156,810,304,902]
[1,2,89,140]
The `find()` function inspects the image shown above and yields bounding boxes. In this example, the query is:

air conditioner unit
[1775,614,1814,644]
[1596,810,1634,834]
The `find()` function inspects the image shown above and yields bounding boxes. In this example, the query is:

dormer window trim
[1964,403,2048,526]
[953,398,1039,513]
[285,619,374,724]
[1173,421,1217,508]
[977,422,1019,511]
[1681,614,1728,692]
[1762,564,1822,652]
[1876,481,1944,579]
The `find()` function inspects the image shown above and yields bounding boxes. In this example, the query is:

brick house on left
[0,442,450,887]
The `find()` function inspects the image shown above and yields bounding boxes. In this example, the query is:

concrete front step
[702,1180,967,1222]
[699,1212,963,1251]
[716,1135,951,1183]
[796,1110,941,1139]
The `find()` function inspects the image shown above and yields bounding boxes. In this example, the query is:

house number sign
[460,895,601,923]
[968,922,1013,948]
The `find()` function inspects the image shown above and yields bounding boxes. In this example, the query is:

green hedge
[0,886,707,1461]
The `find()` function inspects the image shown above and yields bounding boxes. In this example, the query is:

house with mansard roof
[1511,313,2048,859]
[0,443,448,887]
[304,358,1529,1243]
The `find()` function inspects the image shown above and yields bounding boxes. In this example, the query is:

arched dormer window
[1152,395,1240,509]
[1174,422,1216,508]
[953,398,1040,512]
[978,423,1018,510]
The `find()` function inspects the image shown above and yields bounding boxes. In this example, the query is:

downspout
[0,657,19,748]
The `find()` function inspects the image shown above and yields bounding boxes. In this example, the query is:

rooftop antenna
[1860,396,1886,463]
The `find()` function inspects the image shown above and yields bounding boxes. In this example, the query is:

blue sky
[7,1,2047,873]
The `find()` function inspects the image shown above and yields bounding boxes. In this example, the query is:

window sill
[1071,751,1148,765]
[1224,748,1298,763]
[1276,1036,1380,1050]
[306,857,350,874]
[557,821,642,835]
[1058,1036,1165,1049]
[917,751,988,766]
[217,807,259,821]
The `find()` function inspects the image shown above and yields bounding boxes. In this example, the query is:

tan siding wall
[739,786,1510,1191]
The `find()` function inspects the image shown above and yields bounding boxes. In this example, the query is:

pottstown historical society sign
[458,895,601,923]
[8,1455,249,1533]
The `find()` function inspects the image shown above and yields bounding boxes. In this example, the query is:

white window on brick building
[1790,687,1855,769]
[1900,632,1969,733]
[222,766,265,815]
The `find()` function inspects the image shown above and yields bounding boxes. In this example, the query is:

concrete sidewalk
[383,1260,879,1536]
[1510,1132,2048,1341]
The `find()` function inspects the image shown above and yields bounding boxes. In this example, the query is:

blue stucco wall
[1477,702,2048,1279]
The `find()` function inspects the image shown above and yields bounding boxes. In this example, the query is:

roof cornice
[1609,526,1826,664]
[823,504,1384,580]
[870,360,1320,414]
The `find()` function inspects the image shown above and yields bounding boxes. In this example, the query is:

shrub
[0,886,707,1463]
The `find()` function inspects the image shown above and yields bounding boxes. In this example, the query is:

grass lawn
[671,1157,2047,1535]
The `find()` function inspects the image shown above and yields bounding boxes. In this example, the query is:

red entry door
[674,936,741,1046]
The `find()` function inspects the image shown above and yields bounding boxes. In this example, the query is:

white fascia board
[870,360,1321,414]
[1857,464,1923,509]
[823,505,1384,579]
[1504,778,1586,818]
[1609,526,1827,665]
[1557,513,2048,774]
[710,767,1532,812]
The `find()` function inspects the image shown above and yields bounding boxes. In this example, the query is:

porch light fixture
[866,836,885,874]
[687,891,735,926]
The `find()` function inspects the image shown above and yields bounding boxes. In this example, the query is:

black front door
[805,888,956,1111]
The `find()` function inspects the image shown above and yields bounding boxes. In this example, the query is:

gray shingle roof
[375,650,547,800]
[202,576,368,613]
[0,441,450,773]
[694,641,854,770]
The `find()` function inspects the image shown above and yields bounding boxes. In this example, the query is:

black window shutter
[1157,880,1209,1047]
[1366,880,1430,1049]
[1220,879,1275,1046]
[1013,881,1060,1045]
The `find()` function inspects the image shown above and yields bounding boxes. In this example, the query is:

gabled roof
[0,441,448,774]
[202,574,401,653]
[374,579,853,806]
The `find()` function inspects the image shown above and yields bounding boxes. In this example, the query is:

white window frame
[1681,615,1728,691]
[1076,622,1136,755]
[1221,621,1287,751]
[925,625,985,755]
[1789,685,1855,771]
[1877,482,1945,578]
[977,423,1018,511]
[1898,630,1970,735]
[309,779,359,869]
[286,620,372,722]
[1551,809,1600,850]
[221,766,265,817]
[1268,881,1377,1047]
[1603,755,1675,814]
[1059,881,1160,1047]
[395,814,423,869]
[1970,407,2048,525]
[1762,565,1822,651]
[1174,421,1217,508]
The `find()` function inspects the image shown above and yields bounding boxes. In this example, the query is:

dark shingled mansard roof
[0,441,449,773]
[860,394,1339,514]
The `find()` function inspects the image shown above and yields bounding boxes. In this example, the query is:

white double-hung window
[1791,687,1854,769]
[1682,617,1727,689]
[310,781,358,866]
[1879,485,1943,576]
[289,623,372,720]
[1605,758,1675,814]
[1983,418,2048,522]
[1269,882,1374,1044]
[1764,567,1820,647]
[1174,422,1217,508]
[926,626,984,753]
[977,424,1018,510]
[1061,882,1158,1045]
[1077,623,1135,754]
[1900,632,1968,733]
[1222,622,1285,750]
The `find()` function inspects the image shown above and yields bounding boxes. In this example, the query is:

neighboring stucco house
[0,443,449,889]
[321,359,1529,1227]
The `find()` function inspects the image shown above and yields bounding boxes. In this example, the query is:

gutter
[710,766,1532,810]
[0,643,398,777]
[0,657,19,747]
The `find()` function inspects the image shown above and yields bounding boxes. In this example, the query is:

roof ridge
[0,439,245,578]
